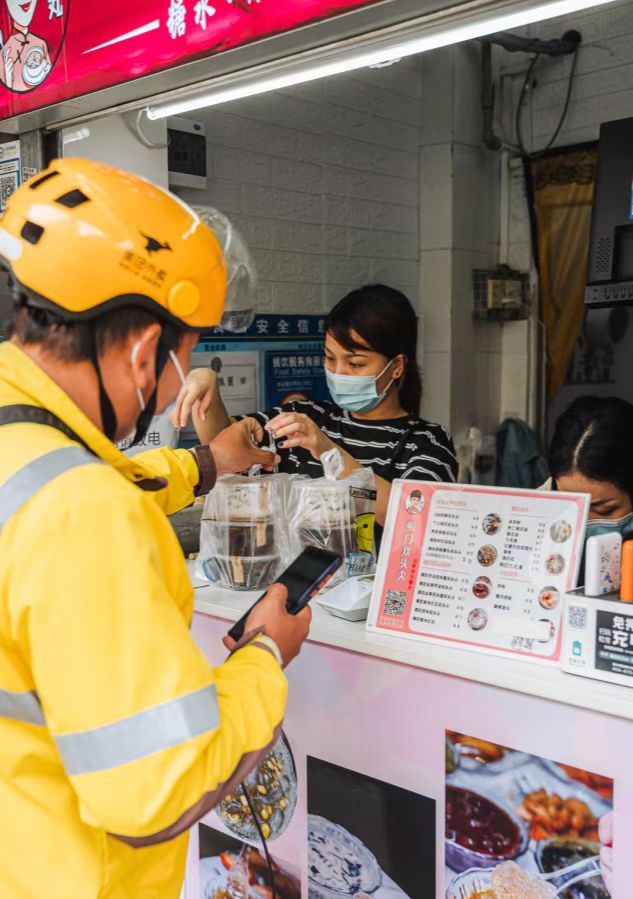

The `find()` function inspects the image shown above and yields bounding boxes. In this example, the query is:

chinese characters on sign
[265,350,329,407]
[0,1,383,120]
[194,0,216,30]
[369,483,590,663]
[206,315,326,340]
[596,609,633,677]
[167,0,187,39]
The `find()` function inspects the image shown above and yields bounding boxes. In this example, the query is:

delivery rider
[0,158,310,899]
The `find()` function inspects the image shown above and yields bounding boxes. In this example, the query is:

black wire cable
[516,47,580,158]
[241,781,277,899]
[516,53,540,156]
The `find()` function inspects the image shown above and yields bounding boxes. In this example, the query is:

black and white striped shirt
[242,399,458,485]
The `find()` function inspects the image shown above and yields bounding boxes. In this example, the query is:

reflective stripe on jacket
[0,342,287,899]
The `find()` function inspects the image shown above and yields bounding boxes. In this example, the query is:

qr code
[383,589,407,616]
[0,173,17,211]
[568,605,588,629]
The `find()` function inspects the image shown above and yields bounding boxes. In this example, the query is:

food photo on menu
[445,731,613,899]
[198,823,300,899]
[307,757,436,899]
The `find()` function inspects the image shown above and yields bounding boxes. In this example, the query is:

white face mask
[130,342,187,413]
[121,344,188,450]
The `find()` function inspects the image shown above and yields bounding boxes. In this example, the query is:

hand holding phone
[224,584,311,668]
[227,547,342,645]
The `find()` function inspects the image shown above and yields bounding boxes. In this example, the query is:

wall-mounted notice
[0,140,21,211]
[367,482,590,663]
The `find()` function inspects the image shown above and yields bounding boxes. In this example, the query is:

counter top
[189,565,633,723]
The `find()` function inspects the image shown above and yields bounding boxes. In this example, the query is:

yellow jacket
[0,342,287,898]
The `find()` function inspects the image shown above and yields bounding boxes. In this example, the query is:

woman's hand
[171,367,218,430]
[266,411,334,461]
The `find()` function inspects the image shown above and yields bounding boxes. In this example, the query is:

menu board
[367,481,590,662]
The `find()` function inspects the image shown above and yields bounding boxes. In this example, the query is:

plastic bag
[289,452,376,584]
[198,472,291,590]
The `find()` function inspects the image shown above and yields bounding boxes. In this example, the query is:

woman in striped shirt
[177,285,457,526]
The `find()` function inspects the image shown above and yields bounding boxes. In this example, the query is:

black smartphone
[227,546,343,642]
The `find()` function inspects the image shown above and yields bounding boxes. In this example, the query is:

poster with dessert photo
[444,730,614,899]
[308,757,436,899]
[199,823,301,899]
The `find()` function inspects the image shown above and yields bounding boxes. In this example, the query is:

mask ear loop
[375,358,398,405]
[131,341,147,412]
[131,323,181,446]
[168,349,187,386]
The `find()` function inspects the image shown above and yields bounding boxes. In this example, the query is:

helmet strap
[131,322,180,447]
[87,331,118,442]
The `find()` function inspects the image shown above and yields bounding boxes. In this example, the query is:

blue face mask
[325,359,396,413]
[585,513,633,542]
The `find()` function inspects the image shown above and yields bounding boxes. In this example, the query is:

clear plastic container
[199,474,291,591]
[289,472,376,584]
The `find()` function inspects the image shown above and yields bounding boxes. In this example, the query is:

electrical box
[167,116,207,190]
[586,117,633,308]
[472,267,530,321]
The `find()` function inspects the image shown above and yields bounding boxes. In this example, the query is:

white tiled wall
[418,44,501,440]
[498,0,633,151]
[176,59,424,318]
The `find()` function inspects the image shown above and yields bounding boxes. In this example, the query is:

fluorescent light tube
[147,0,618,119]
[62,126,91,144]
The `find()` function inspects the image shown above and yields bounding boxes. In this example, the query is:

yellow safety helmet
[0,157,228,330]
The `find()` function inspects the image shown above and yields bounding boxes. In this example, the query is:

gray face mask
[585,513,633,542]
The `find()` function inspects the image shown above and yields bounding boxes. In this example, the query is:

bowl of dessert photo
[447,861,557,899]
[536,838,608,899]
[217,732,298,842]
[307,815,382,899]
[446,786,528,873]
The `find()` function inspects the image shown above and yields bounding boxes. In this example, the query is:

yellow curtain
[530,148,597,400]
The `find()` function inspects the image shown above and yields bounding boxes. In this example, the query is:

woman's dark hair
[325,284,422,414]
[549,396,633,502]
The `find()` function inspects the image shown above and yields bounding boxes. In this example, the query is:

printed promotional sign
[368,481,590,662]
[562,591,633,687]
[0,138,20,210]
[445,730,613,898]
[0,0,382,121]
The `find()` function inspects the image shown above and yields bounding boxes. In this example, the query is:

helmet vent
[29,171,60,190]
[21,221,44,245]
[56,189,90,208]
